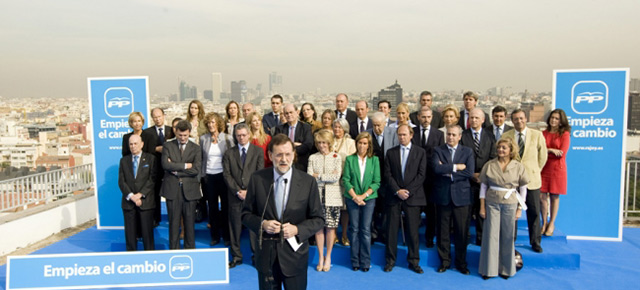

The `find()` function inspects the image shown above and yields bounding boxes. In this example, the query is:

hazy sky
[1,0,639,98]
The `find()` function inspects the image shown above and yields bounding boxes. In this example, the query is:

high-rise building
[179,80,197,101]
[629,92,640,132]
[269,72,283,94]
[377,80,403,117]
[520,102,545,123]
[203,90,213,101]
[231,80,247,103]
[212,73,222,104]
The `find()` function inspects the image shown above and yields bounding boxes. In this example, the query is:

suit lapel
[282,170,300,219]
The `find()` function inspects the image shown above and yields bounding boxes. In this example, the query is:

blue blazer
[431,144,475,206]
[342,154,381,200]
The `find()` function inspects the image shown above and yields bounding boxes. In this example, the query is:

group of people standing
[117,91,572,289]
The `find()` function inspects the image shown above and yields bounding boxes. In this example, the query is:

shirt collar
[401,143,412,151]
[447,144,458,151]
[238,143,249,152]
[421,125,431,131]
[517,127,528,136]
[471,127,482,135]
[273,167,293,183]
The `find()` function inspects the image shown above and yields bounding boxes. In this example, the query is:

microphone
[258,182,274,250]
[280,178,288,245]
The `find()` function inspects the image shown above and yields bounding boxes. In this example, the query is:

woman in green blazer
[342,132,381,272]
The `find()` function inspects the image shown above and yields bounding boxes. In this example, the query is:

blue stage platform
[2,213,639,289]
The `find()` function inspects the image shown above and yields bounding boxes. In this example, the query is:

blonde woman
[440,104,460,141]
[246,112,272,168]
[122,111,155,156]
[308,129,343,272]
[390,102,416,129]
[321,109,337,131]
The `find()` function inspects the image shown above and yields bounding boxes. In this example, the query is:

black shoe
[352,266,360,271]
[224,240,231,247]
[499,274,510,280]
[409,264,424,274]
[437,265,448,273]
[482,275,491,280]
[426,241,435,248]
[210,239,219,246]
[153,221,159,228]
[458,267,470,275]
[475,239,482,246]
[228,260,242,269]
[532,245,543,253]
[383,264,394,272]
[362,267,370,272]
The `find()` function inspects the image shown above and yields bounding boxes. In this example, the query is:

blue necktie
[133,155,139,178]
[275,177,284,220]
[241,147,247,166]
[158,128,165,144]
[401,147,408,180]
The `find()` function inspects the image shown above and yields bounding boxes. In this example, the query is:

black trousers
[203,173,230,243]
[423,201,437,245]
[228,201,244,262]
[470,181,484,244]
[384,201,422,267]
[166,187,197,249]
[436,202,470,269]
[257,241,307,290]
[152,170,164,224]
[123,207,155,251]
[517,188,542,247]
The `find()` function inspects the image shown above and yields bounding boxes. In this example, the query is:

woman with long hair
[246,111,272,168]
[224,100,242,134]
[390,102,416,129]
[342,132,380,272]
[186,100,207,142]
[300,102,323,132]
[308,129,343,272]
[540,109,571,236]
[440,104,460,141]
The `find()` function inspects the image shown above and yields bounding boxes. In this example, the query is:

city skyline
[1,0,639,98]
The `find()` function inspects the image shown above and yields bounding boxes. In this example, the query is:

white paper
[287,236,303,252]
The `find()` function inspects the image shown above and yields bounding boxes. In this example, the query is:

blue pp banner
[88,77,150,228]
[553,68,629,241]
[6,249,228,289]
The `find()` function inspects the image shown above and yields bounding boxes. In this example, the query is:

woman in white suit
[308,129,343,272]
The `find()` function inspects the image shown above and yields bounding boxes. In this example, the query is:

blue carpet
[2,218,640,289]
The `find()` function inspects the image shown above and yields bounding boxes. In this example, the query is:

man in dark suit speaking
[161,120,201,249]
[118,134,156,251]
[432,125,475,275]
[242,134,324,290]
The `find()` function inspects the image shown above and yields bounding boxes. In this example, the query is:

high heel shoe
[323,259,332,272]
[316,262,324,272]
[342,236,350,246]
[544,224,555,236]
[541,224,547,235]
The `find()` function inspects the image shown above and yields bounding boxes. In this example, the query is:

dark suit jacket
[384,145,427,207]
[241,168,324,277]
[122,131,156,157]
[460,128,497,173]
[457,109,491,130]
[349,118,373,139]
[335,109,357,125]
[143,125,174,179]
[222,143,265,205]
[431,144,475,206]
[274,121,314,170]
[262,112,282,136]
[410,110,443,130]
[160,139,202,201]
[411,126,444,158]
[487,124,513,141]
[118,152,156,210]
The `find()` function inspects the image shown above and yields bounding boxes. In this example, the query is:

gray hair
[333,118,350,135]
[371,111,386,123]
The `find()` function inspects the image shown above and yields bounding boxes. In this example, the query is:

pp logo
[104,87,134,118]
[169,255,193,279]
[571,80,608,114]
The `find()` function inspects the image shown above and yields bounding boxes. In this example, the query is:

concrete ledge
[0,191,96,256]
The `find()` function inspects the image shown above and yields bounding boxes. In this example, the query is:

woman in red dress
[540,109,571,236]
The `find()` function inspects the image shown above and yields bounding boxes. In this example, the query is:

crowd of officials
[118,91,571,287]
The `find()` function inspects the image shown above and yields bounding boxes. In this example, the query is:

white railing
[624,160,640,219]
[0,164,93,213]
